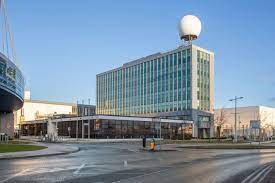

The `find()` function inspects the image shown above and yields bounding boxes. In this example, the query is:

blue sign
[250,120,260,129]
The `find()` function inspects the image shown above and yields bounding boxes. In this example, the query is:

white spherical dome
[178,15,202,41]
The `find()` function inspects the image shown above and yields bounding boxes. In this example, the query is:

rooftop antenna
[178,15,202,46]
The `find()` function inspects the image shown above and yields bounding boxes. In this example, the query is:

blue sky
[6,0,275,108]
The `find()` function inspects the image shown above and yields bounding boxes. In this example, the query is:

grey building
[96,44,214,138]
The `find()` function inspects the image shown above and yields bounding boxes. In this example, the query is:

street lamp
[229,96,244,143]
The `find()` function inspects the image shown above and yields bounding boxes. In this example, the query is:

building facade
[21,115,193,140]
[15,91,96,130]
[214,106,275,140]
[96,44,214,138]
[0,53,24,137]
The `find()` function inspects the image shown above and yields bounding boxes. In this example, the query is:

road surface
[1,143,275,183]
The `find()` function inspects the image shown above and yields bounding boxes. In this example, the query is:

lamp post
[76,100,79,140]
[229,96,244,143]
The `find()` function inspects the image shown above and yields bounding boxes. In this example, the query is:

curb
[0,147,80,160]
[139,148,179,152]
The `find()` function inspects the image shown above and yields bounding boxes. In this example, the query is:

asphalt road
[1,143,275,183]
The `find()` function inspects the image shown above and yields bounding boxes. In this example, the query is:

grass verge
[7,140,33,144]
[0,144,47,153]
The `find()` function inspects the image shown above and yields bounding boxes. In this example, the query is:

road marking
[73,163,86,174]
[249,165,272,183]
[0,168,29,183]
[251,165,272,182]
[241,164,273,183]
[241,166,266,183]
[258,166,273,183]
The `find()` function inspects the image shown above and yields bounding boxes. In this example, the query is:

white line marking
[73,163,86,174]
[248,165,272,183]
[257,166,273,183]
[0,168,29,183]
[241,165,268,183]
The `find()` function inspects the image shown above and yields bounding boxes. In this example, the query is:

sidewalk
[0,142,79,160]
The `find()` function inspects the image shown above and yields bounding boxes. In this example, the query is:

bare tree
[256,110,271,141]
[215,108,227,140]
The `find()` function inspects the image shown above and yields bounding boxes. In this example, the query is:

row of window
[197,50,211,111]
[97,48,212,115]
[0,59,24,99]
[97,48,192,115]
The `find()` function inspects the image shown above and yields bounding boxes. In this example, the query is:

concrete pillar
[181,123,185,140]
[210,123,215,138]
[192,112,198,138]
[0,112,14,138]
[209,114,215,138]
[88,120,90,139]
[82,120,84,139]
[35,124,38,136]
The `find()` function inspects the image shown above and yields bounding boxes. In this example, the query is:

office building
[96,46,214,138]
[20,15,214,139]
[96,15,215,138]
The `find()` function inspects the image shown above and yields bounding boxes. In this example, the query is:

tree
[215,108,227,140]
[256,109,271,142]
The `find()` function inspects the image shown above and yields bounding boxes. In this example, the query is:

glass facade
[96,45,213,118]
[197,50,211,111]
[21,119,193,140]
[0,54,24,101]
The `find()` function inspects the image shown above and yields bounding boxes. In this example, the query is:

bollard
[150,139,155,151]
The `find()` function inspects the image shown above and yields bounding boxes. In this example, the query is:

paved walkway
[0,143,79,160]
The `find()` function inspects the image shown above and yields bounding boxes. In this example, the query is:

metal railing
[0,133,9,143]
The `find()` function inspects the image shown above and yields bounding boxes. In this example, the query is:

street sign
[250,120,260,129]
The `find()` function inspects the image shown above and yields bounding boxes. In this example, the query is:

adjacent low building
[16,91,96,132]
[21,115,193,140]
[214,106,275,140]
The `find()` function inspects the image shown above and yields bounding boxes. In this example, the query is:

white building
[15,91,95,130]
[214,106,275,140]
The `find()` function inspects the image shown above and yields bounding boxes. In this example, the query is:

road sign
[250,120,260,129]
